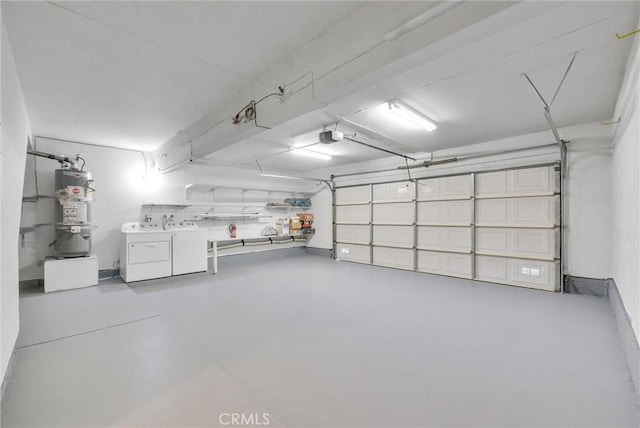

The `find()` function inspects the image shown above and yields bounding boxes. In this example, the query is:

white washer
[167,221,208,276]
[120,222,172,282]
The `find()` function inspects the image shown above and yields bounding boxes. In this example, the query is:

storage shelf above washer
[195,213,261,220]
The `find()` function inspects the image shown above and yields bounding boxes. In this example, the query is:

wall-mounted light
[387,100,437,131]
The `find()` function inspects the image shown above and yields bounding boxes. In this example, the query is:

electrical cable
[232,87,284,130]
[76,156,86,171]
[255,89,284,105]
[253,105,271,130]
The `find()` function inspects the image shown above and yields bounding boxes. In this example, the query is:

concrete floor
[2,250,638,427]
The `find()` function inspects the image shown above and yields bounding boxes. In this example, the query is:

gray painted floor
[3,251,639,427]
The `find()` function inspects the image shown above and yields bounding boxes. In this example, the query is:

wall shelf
[142,185,317,260]
[195,213,261,220]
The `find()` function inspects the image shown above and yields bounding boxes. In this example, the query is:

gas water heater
[54,168,93,257]
[28,149,94,258]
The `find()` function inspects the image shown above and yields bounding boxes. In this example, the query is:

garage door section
[474,166,559,291]
[334,165,560,291]
[335,185,371,264]
[372,182,415,270]
[416,175,473,278]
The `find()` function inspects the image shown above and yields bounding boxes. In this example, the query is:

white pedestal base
[44,255,99,292]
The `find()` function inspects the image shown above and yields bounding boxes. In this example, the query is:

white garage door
[334,165,560,291]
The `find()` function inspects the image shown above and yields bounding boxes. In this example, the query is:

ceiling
[3,1,638,174]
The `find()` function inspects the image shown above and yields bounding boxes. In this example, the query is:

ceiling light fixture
[259,173,309,180]
[291,149,332,161]
[387,100,437,131]
[384,1,463,42]
[255,159,334,190]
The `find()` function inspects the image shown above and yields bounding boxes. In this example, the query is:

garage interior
[1,1,639,427]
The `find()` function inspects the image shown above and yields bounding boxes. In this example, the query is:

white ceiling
[3,1,638,172]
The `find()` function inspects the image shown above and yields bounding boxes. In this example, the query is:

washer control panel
[165,221,198,230]
[121,222,163,232]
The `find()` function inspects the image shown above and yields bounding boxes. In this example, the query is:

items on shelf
[297,212,314,229]
[276,218,289,235]
[261,226,278,236]
[284,198,312,207]
[289,217,302,233]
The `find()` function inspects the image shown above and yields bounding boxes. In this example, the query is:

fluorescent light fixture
[291,148,332,160]
[260,173,307,180]
[293,140,335,155]
[387,100,437,131]
[384,1,463,42]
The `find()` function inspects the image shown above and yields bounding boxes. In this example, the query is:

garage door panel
[336,225,370,245]
[373,203,413,225]
[335,164,560,291]
[476,171,507,195]
[475,228,508,251]
[476,228,556,260]
[417,200,472,225]
[476,255,557,291]
[373,226,413,248]
[373,181,414,202]
[476,166,555,197]
[336,243,370,264]
[513,229,554,257]
[515,167,552,192]
[417,226,471,252]
[336,205,370,224]
[373,247,414,270]
[476,196,557,227]
[417,251,471,278]
[417,175,471,200]
[475,199,507,223]
[336,186,370,205]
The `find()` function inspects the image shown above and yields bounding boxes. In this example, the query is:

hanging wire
[232,87,285,130]
[76,156,86,171]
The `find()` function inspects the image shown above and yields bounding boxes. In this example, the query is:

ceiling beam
[152,1,521,168]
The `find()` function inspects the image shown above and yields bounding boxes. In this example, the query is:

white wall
[565,128,613,278]
[611,22,639,343]
[19,140,319,279]
[308,186,333,250]
[1,16,32,381]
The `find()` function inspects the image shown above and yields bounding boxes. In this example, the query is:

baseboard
[19,279,43,290]
[566,276,608,297]
[305,247,333,258]
[1,345,17,405]
[99,269,120,279]
[607,279,640,401]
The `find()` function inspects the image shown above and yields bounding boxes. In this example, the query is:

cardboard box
[289,218,302,232]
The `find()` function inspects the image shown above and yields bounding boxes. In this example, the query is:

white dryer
[120,222,172,282]
[167,221,208,275]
